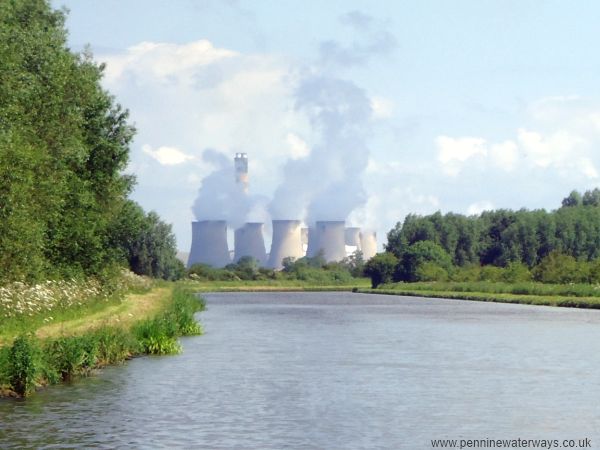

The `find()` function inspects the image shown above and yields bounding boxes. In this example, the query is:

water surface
[1,292,600,449]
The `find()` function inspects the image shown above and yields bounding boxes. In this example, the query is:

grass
[180,277,371,292]
[0,285,204,397]
[357,281,600,309]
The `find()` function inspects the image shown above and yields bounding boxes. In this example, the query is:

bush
[533,251,587,283]
[8,335,41,397]
[395,241,453,282]
[501,262,532,283]
[415,262,449,281]
[364,252,398,288]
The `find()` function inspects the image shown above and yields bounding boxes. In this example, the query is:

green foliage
[133,287,203,354]
[0,286,205,397]
[384,189,600,279]
[47,336,96,381]
[364,252,398,288]
[109,201,184,280]
[395,241,453,282]
[501,262,532,283]
[7,334,40,396]
[0,0,137,281]
[532,251,587,284]
[415,262,449,282]
[341,250,366,278]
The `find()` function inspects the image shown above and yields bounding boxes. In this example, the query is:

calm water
[2,292,600,449]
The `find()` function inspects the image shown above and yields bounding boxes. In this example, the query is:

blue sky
[53,0,600,251]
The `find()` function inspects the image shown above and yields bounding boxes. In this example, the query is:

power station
[188,154,377,268]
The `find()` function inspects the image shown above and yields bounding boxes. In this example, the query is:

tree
[395,241,453,282]
[583,188,600,207]
[108,201,184,280]
[0,0,134,280]
[364,253,398,288]
[562,190,582,208]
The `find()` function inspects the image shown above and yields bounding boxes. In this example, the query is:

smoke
[268,74,372,223]
[192,10,394,228]
[192,149,262,228]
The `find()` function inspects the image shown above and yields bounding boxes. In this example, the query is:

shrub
[364,252,398,288]
[416,262,449,281]
[501,262,532,283]
[8,335,40,396]
[395,241,453,282]
[533,251,586,283]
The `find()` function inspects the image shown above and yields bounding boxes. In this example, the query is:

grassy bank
[0,285,204,397]
[357,281,600,309]
[181,278,371,292]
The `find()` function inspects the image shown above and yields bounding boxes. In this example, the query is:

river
[1,292,600,449]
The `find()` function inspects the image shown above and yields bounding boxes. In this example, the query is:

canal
[1,292,599,449]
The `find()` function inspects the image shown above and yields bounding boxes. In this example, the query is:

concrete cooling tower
[188,220,231,268]
[344,227,361,255]
[305,227,318,258]
[301,227,309,255]
[234,222,267,265]
[268,220,303,269]
[309,221,346,262]
[360,230,377,260]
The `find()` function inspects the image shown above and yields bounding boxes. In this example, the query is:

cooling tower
[188,220,231,268]
[345,227,361,248]
[360,230,377,260]
[301,227,309,255]
[267,220,303,269]
[312,221,346,262]
[305,227,318,258]
[234,222,267,265]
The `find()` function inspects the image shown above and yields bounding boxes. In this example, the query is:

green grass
[357,281,600,309]
[0,285,204,397]
[180,278,371,292]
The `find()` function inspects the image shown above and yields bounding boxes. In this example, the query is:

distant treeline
[363,189,600,287]
[386,189,600,268]
[0,1,182,282]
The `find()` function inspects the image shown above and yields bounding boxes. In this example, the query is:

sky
[52,0,600,252]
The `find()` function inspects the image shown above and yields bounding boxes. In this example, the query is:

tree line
[364,189,600,287]
[0,0,182,282]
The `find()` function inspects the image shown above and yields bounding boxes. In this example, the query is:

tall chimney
[267,220,303,269]
[360,230,377,260]
[234,153,249,193]
[234,222,267,265]
[313,221,346,262]
[188,220,231,268]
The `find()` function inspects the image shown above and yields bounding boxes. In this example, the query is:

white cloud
[103,40,237,83]
[467,201,494,216]
[436,136,487,176]
[142,144,195,165]
[489,140,518,171]
[370,96,394,118]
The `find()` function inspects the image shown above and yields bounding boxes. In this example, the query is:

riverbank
[0,284,204,397]
[181,278,371,292]
[357,281,600,309]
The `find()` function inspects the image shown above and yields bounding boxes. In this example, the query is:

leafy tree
[109,201,183,280]
[364,253,398,288]
[0,0,134,281]
[532,251,585,284]
[583,188,600,207]
[395,241,453,282]
[562,190,582,208]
